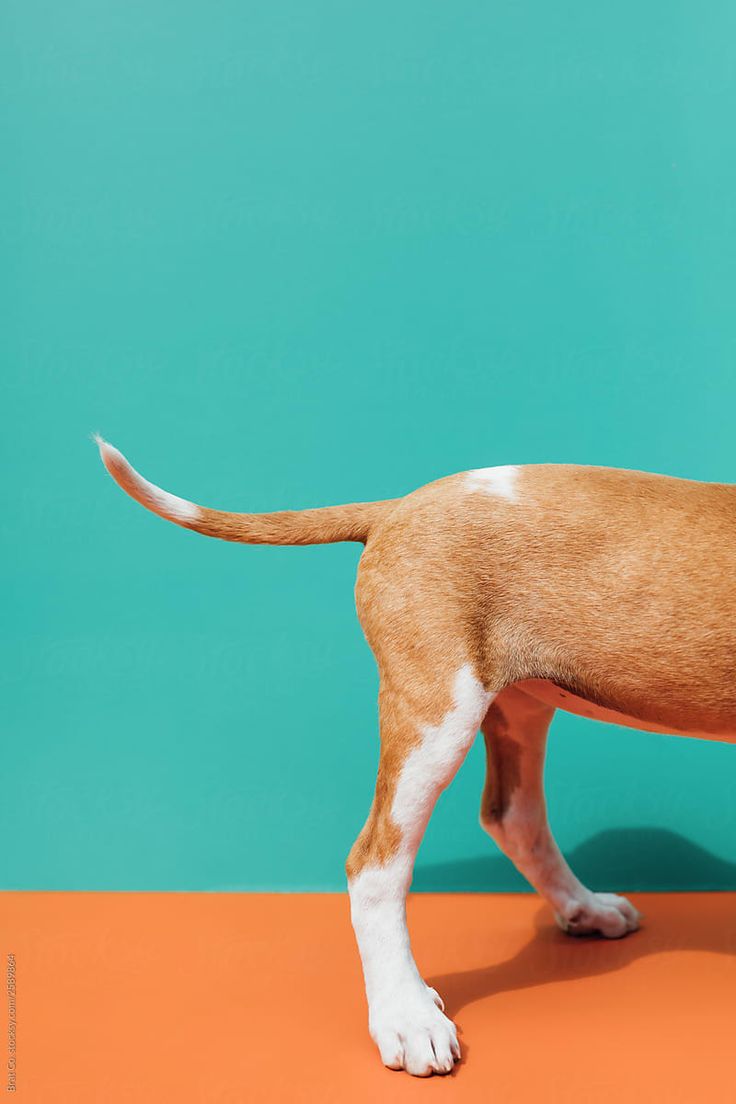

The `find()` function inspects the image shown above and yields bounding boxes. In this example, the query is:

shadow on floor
[417,829,736,1028]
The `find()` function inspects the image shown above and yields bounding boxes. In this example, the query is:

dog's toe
[374,1030,405,1070]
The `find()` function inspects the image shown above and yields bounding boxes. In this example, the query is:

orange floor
[1,892,734,1103]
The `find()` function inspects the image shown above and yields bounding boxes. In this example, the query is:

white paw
[556,892,641,938]
[369,984,459,1076]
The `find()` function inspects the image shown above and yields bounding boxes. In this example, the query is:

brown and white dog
[95,437,736,1077]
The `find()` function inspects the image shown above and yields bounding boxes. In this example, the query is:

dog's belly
[516,678,736,744]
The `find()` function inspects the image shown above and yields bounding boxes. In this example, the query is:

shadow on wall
[413,827,736,892]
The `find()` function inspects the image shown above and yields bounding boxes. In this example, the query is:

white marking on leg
[465,465,519,501]
[393,664,493,842]
[349,665,493,1075]
[482,788,641,939]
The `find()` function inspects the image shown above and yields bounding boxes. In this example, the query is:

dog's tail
[93,436,394,545]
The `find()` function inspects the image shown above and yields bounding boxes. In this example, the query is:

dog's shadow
[415,829,736,1022]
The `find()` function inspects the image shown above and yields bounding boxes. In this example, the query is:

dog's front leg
[480,685,641,937]
[346,664,491,1076]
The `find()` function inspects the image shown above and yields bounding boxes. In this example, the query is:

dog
[95,436,735,1076]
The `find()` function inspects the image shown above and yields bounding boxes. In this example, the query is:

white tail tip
[92,434,200,524]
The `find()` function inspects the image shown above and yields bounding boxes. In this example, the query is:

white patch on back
[465,465,519,501]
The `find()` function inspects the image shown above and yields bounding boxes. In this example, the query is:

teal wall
[3,2,736,891]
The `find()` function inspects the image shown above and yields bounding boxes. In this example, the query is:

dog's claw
[426,985,445,1011]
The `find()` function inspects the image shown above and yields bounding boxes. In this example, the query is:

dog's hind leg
[346,662,492,1076]
[480,684,640,937]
